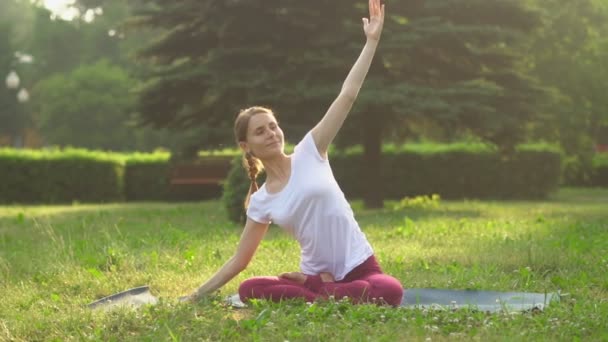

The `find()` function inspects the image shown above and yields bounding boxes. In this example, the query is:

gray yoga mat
[225,288,559,312]
[88,286,559,313]
[401,288,559,313]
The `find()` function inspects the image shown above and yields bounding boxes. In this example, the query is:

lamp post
[5,70,19,89]
[4,69,29,147]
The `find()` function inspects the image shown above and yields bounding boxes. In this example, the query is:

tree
[0,22,29,145]
[133,0,546,207]
[526,0,608,181]
[32,60,137,150]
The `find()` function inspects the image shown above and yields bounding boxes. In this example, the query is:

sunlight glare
[43,0,79,21]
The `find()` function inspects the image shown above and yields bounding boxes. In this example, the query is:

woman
[185,0,403,307]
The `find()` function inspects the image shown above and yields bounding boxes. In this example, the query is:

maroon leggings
[238,255,403,307]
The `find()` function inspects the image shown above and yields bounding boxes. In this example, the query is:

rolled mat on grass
[88,286,560,313]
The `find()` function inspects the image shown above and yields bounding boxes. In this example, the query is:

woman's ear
[239,141,249,153]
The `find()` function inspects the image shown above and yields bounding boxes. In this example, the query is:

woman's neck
[262,154,291,184]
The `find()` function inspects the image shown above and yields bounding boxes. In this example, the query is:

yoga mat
[88,286,559,313]
[225,288,559,312]
[401,288,559,313]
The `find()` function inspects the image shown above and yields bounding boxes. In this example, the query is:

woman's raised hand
[363,0,385,42]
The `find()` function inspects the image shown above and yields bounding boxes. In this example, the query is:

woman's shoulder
[251,183,269,200]
[294,130,326,162]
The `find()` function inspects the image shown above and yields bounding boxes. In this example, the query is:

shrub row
[562,153,608,187]
[333,151,561,200]
[0,149,233,204]
[0,144,571,206]
[0,148,124,203]
[222,144,563,223]
[591,153,608,187]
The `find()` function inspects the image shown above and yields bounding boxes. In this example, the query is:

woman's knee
[238,278,257,300]
[238,276,278,300]
[368,274,404,306]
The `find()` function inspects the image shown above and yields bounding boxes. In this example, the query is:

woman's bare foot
[279,272,307,284]
[319,272,335,283]
[279,271,336,284]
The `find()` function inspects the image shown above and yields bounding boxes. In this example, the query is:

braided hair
[234,106,274,209]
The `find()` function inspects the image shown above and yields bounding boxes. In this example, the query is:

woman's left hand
[363,0,385,42]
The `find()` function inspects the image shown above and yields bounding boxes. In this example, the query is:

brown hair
[234,106,274,209]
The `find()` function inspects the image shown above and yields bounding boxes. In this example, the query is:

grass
[0,188,607,341]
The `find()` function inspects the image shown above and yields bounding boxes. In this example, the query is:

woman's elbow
[231,256,250,273]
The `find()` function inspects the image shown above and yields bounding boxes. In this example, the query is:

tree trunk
[362,110,384,209]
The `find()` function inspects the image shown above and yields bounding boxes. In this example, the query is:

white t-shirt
[246,131,374,281]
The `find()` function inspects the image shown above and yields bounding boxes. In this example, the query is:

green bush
[124,153,170,201]
[221,143,562,222]
[563,153,608,187]
[124,154,235,202]
[0,141,564,208]
[0,148,123,203]
[339,147,561,200]
[221,155,267,224]
[591,153,608,187]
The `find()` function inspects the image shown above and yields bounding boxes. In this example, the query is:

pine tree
[133,0,546,207]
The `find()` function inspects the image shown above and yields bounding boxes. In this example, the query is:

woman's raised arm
[311,0,385,157]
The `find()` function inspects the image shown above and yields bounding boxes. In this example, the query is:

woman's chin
[259,148,284,160]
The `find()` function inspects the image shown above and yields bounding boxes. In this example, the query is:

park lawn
[0,188,607,341]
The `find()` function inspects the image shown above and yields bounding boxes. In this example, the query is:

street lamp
[4,69,29,148]
[17,88,29,103]
[5,70,19,89]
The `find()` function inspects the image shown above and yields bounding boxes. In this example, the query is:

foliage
[130,0,549,208]
[32,60,137,150]
[0,0,180,151]
[222,155,267,224]
[222,142,562,222]
[124,153,170,201]
[527,0,608,173]
[593,153,608,168]
[1,189,607,340]
[591,153,608,187]
[0,22,28,139]
[132,0,545,149]
[0,147,124,203]
[392,194,441,210]
[221,156,251,224]
[336,147,561,200]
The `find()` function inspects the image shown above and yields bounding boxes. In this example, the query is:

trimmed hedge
[0,143,569,206]
[591,153,608,187]
[222,143,563,223]
[330,143,562,200]
[0,148,123,203]
[124,153,170,201]
[124,152,235,201]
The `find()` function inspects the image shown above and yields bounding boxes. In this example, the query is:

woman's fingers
[369,0,383,20]
[370,0,378,18]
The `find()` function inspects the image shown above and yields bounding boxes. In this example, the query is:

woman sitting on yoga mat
[185,0,402,307]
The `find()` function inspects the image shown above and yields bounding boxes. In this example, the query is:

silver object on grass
[88,285,159,311]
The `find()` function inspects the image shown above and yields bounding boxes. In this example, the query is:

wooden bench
[169,160,232,186]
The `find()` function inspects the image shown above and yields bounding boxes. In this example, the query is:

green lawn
[1,188,607,341]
